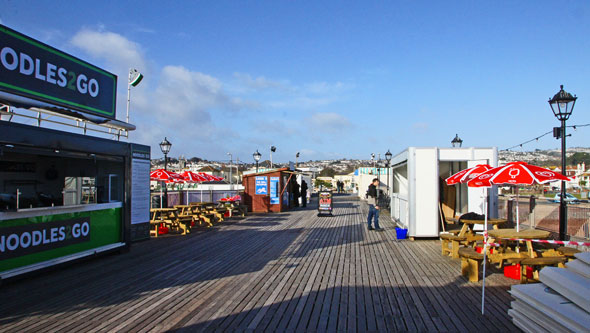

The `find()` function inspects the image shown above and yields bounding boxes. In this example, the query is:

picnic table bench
[458,247,485,282]
[150,208,180,237]
[440,217,506,258]
[485,228,572,283]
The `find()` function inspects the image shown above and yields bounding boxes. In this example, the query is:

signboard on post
[255,176,268,195]
[270,177,279,204]
[0,24,117,119]
[130,144,151,241]
[318,190,333,216]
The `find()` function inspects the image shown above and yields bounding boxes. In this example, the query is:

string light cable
[502,123,590,151]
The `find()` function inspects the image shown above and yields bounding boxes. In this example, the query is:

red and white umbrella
[150,169,183,181]
[181,171,208,183]
[445,164,493,185]
[464,161,572,315]
[198,173,224,182]
[150,169,183,208]
[467,161,571,188]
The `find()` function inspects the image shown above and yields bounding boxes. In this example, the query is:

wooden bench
[557,246,581,259]
[149,220,166,238]
[519,257,567,283]
[188,203,215,227]
[458,247,484,282]
[440,234,467,258]
[168,210,193,235]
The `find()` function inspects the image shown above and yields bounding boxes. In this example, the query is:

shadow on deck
[0,194,517,332]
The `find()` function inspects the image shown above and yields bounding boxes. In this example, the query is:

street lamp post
[159,137,172,207]
[270,146,277,168]
[451,134,463,148]
[385,149,392,197]
[253,150,262,173]
[227,152,233,186]
[549,85,577,241]
[296,152,300,168]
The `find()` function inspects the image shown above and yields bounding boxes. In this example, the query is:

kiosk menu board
[318,190,333,216]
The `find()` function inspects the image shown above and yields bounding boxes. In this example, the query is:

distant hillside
[499,148,590,167]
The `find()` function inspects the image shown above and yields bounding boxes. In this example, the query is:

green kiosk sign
[0,24,117,119]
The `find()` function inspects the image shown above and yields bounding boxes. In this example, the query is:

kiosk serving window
[0,147,124,211]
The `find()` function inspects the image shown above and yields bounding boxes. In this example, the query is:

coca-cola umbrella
[181,171,208,183]
[150,169,183,208]
[198,172,224,182]
[181,171,207,204]
[467,161,572,231]
[445,164,494,186]
[466,161,572,315]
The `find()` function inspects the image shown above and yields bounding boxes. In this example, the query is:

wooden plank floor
[0,195,519,332]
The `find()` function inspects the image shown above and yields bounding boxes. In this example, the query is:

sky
[1,1,590,162]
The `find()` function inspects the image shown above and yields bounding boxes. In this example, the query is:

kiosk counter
[0,121,151,279]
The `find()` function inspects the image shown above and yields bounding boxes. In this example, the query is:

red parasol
[181,171,208,183]
[150,169,183,209]
[466,161,572,188]
[211,175,224,181]
[463,161,573,315]
[150,169,183,181]
[445,164,493,185]
[198,172,224,182]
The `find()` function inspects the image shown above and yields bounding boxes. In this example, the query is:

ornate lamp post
[549,85,577,240]
[451,134,463,148]
[253,150,262,173]
[159,137,172,207]
[385,149,392,197]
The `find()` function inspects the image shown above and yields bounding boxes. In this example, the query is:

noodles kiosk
[0,24,151,280]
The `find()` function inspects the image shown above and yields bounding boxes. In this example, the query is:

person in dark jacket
[366,178,383,231]
[292,180,300,207]
[300,180,308,207]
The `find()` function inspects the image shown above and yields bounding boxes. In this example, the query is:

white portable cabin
[389,147,498,238]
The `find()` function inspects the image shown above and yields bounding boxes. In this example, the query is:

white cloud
[302,81,347,95]
[70,29,147,73]
[412,122,429,132]
[233,72,288,91]
[305,112,354,143]
[308,112,352,130]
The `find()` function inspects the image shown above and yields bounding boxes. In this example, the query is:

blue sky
[2,1,590,162]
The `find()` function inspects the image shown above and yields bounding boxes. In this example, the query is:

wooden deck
[0,195,518,332]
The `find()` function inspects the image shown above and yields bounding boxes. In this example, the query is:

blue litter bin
[395,227,408,240]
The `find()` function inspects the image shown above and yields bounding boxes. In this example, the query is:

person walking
[301,180,308,207]
[366,178,383,231]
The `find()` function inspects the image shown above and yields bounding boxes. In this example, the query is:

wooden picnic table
[150,207,193,236]
[457,218,507,237]
[440,217,507,258]
[188,202,216,226]
[487,228,551,268]
[149,208,178,237]
[219,200,247,217]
